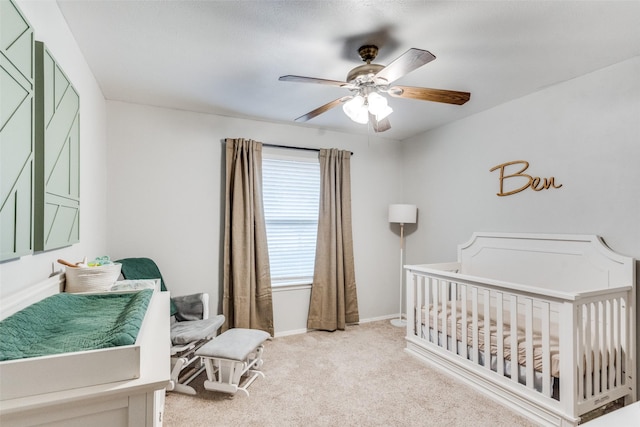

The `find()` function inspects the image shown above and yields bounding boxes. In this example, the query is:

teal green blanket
[0,289,152,361]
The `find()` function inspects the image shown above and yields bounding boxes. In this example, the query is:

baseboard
[274,328,309,338]
[359,314,400,323]
[273,314,401,337]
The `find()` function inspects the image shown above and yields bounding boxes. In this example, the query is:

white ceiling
[56,1,640,141]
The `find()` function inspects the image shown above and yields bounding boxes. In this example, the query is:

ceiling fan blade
[294,97,350,122]
[369,112,391,133]
[388,85,471,105]
[373,48,436,85]
[279,75,349,87]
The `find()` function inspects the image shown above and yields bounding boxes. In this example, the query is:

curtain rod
[262,143,353,156]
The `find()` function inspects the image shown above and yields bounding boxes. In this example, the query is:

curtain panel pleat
[307,148,359,331]
[223,138,274,336]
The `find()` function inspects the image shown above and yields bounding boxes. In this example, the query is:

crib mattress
[0,289,153,361]
[421,302,561,377]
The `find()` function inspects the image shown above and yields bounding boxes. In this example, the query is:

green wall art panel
[34,41,80,251]
[0,0,35,261]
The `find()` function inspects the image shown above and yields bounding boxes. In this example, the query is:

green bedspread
[0,289,153,361]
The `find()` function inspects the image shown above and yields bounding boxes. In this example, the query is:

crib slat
[425,277,431,342]
[593,302,600,396]
[605,299,612,392]
[496,292,504,376]
[622,295,629,387]
[433,280,439,346]
[525,298,534,388]
[461,285,468,360]
[416,274,425,338]
[472,287,479,363]
[598,300,605,392]
[577,302,585,401]
[620,295,627,387]
[441,280,448,350]
[484,289,491,370]
[600,300,606,391]
[614,297,621,388]
[585,302,593,398]
[541,301,551,396]
[451,284,458,356]
[510,295,519,385]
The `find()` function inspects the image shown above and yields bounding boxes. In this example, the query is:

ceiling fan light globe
[367,92,387,112]
[343,95,364,114]
[352,107,369,124]
[343,95,368,124]
[367,92,393,120]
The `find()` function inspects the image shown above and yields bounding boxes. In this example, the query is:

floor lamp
[388,204,417,327]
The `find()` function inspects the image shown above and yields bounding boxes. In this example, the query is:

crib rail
[405,263,634,421]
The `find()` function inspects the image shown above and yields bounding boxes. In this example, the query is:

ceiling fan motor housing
[346,63,384,84]
[347,45,384,84]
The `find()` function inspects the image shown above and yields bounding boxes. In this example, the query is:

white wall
[105,101,404,334]
[0,1,108,298]
[401,56,640,390]
[402,57,639,263]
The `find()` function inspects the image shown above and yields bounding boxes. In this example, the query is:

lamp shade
[388,204,417,224]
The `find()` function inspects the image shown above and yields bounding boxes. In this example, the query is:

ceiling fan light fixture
[367,92,393,120]
[343,95,369,124]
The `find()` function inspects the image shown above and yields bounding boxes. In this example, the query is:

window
[262,153,320,287]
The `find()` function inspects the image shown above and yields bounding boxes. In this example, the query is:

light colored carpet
[163,320,537,426]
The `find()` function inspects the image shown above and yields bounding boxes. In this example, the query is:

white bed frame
[0,273,170,426]
[404,232,636,427]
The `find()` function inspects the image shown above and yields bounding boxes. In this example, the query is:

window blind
[262,157,320,285]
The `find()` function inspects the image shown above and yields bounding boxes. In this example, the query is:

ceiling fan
[279,45,471,133]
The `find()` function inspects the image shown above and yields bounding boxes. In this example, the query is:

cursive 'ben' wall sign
[489,160,562,197]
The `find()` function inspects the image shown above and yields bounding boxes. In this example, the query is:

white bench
[195,328,269,396]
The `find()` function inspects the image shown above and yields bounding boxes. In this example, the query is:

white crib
[404,232,636,427]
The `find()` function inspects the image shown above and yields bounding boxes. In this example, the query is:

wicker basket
[64,263,122,293]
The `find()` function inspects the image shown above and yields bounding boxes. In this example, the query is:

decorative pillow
[110,279,159,292]
[172,293,205,321]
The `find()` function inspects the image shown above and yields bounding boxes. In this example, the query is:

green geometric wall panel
[0,0,34,261]
[34,41,80,251]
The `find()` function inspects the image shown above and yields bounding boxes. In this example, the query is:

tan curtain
[307,148,359,331]
[222,138,274,336]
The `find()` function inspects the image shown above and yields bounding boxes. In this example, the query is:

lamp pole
[390,222,406,327]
